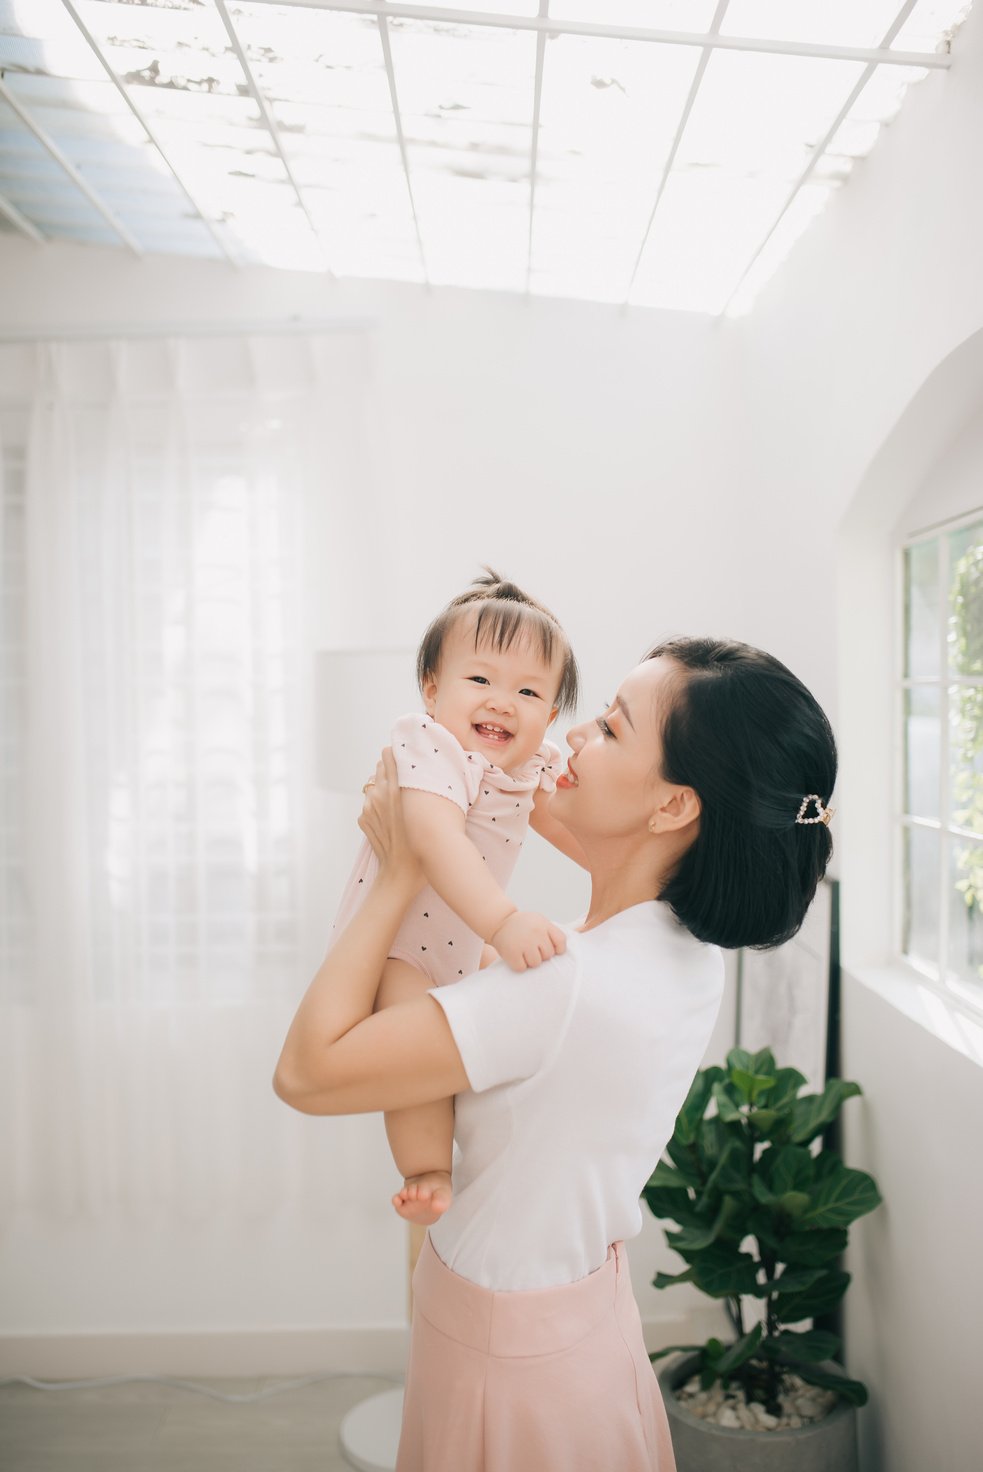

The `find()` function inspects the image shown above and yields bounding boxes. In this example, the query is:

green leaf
[715,1323,764,1377]
[773,1268,850,1323]
[759,1266,826,1295]
[767,1144,816,1196]
[711,1080,743,1123]
[644,1185,703,1227]
[688,1244,762,1299]
[789,1080,863,1145]
[748,1048,777,1077]
[702,1138,751,1199]
[748,1107,780,1135]
[646,1159,692,1192]
[780,1227,848,1266]
[652,1267,695,1290]
[799,1162,882,1230]
[726,1047,755,1075]
[666,1136,704,1189]
[792,1361,869,1407]
[731,1068,778,1105]
[648,1342,704,1363]
[772,1329,842,1363]
[776,1190,812,1220]
[674,1067,724,1146]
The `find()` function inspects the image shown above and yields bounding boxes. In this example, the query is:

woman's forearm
[274,873,416,1098]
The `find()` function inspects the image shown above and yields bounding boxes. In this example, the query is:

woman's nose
[566,723,587,750]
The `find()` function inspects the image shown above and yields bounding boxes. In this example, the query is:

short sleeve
[391,713,484,813]
[429,944,581,1092]
[537,738,564,795]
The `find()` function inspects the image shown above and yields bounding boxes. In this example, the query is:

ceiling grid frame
[236,1,954,69]
[0,73,142,253]
[622,0,731,309]
[58,0,240,266]
[211,0,336,274]
[718,0,924,317]
[375,9,431,286]
[0,185,45,243]
[523,0,548,295]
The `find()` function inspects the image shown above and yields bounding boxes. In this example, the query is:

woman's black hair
[417,567,580,716]
[647,638,837,951]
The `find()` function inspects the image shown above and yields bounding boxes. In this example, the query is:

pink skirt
[396,1234,677,1472]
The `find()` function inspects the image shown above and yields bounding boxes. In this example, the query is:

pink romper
[331,713,562,985]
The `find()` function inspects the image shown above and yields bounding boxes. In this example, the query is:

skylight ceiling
[0,1,972,315]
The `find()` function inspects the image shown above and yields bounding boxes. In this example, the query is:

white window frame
[899,504,983,1020]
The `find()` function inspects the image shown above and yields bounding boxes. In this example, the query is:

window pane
[903,824,938,968]
[947,517,983,677]
[904,537,939,678]
[905,683,940,819]
[950,682,983,834]
[948,835,983,997]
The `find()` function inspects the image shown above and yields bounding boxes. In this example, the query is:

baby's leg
[374,958,455,1227]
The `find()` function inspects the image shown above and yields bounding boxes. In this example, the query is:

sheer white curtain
[0,333,366,1227]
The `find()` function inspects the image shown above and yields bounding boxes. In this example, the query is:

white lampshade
[314,648,419,793]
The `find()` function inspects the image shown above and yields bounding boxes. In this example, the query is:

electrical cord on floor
[0,1373,403,1404]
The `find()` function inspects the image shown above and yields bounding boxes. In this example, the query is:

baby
[330,569,586,1225]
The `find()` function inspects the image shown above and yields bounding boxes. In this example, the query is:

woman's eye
[596,716,615,738]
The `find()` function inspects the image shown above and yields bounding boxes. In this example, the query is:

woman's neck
[575,831,689,932]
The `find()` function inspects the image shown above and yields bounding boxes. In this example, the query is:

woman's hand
[358,748,425,896]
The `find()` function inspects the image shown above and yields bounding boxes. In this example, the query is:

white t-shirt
[427,900,724,1292]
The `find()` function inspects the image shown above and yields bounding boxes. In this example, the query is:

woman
[273,637,836,1472]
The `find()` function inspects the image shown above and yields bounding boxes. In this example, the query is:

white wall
[2,5,983,1458]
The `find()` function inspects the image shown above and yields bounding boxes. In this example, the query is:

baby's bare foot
[392,1170,453,1226]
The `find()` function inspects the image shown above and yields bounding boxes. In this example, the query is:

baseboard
[0,1327,411,1381]
[1,1307,729,1382]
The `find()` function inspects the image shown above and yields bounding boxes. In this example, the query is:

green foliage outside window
[950,541,983,977]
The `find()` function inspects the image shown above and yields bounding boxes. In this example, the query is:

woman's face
[551,656,689,840]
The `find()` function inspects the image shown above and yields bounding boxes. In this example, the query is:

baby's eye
[468,675,490,685]
[519,688,541,699]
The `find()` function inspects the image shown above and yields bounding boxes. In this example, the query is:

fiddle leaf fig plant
[645,1047,881,1416]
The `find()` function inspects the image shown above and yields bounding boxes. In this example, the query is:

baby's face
[422,619,562,772]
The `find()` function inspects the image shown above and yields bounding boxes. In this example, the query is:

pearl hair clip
[796,795,834,827]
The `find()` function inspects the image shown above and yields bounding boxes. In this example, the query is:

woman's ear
[648,786,701,834]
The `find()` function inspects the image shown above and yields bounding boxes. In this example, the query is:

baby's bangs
[470,602,579,716]
[472,601,557,668]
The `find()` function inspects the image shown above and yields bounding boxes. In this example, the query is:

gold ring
[362,780,375,794]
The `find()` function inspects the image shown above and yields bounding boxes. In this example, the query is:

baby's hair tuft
[416,566,579,716]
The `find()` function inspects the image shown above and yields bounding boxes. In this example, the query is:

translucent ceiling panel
[630,48,864,313]
[891,0,973,51]
[415,1,541,14]
[389,19,536,292]
[550,2,720,28]
[827,61,929,159]
[0,91,117,242]
[74,0,318,269]
[531,34,699,303]
[231,4,422,284]
[720,1,907,49]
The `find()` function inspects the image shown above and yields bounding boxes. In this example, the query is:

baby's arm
[529,785,591,870]
[402,789,566,970]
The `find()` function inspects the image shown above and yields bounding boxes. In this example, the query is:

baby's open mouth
[473,723,512,744]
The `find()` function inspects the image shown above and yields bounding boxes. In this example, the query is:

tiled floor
[0,1373,398,1471]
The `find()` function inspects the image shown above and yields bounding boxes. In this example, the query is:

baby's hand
[490,911,567,971]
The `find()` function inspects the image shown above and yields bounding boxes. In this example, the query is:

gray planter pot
[657,1353,859,1472]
